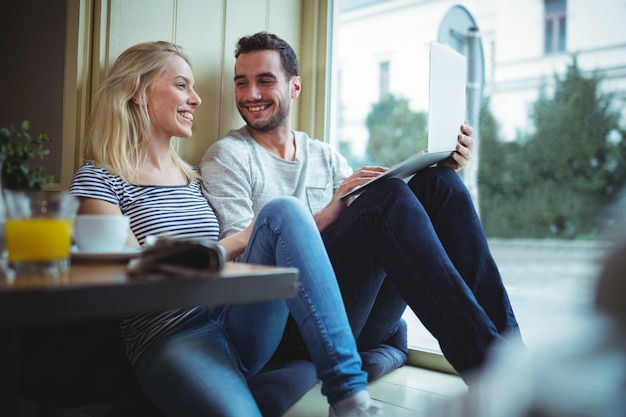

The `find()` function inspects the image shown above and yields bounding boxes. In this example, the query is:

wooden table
[0,261,299,326]
[0,260,299,415]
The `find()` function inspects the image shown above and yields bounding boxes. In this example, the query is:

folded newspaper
[128,236,226,280]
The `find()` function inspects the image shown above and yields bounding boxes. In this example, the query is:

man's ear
[291,76,302,99]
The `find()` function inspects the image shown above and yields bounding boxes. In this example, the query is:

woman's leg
[241,196,368,404]
[134,308,263,417]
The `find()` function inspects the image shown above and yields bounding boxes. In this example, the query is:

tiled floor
[284,365,467,417]
[19,365,465,417]
[284,239,610,417]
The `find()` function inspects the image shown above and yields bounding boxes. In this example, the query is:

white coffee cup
[74,215,130,253]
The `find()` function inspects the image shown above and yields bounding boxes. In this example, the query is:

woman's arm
[218,221,254,261]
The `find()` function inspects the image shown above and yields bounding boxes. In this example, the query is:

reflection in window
[544,0,567,54]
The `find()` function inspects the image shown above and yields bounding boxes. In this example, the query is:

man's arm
[314,122,473,231]
[313,166,387,232]
[200,140,256,239]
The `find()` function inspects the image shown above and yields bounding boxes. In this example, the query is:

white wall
[91,0,303,167]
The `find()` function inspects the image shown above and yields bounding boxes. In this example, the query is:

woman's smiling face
[146,55,202,141]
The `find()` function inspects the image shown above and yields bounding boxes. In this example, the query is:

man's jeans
[322,167,522,377]
[135,197,367,416]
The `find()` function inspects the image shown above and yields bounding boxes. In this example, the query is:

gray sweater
[200,126,353,238]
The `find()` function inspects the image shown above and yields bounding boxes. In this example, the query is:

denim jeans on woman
[134,196,367,417]
[322,167,522,379]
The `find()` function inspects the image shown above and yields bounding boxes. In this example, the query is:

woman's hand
[219,219,255,260]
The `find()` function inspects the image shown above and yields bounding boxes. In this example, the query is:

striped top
[70,162,220,364]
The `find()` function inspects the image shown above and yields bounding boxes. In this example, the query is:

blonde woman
[70,41,385,417]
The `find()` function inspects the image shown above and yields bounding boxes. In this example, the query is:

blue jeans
[322,167,522,377]
[134,197,366,416]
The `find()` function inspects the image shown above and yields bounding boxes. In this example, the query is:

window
[544,0,567,54]
[379,61,390,98]
[329,0,625,368]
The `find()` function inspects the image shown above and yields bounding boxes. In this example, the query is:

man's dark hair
[235,32,299,78]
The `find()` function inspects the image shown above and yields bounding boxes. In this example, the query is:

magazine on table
[128,236,226,280]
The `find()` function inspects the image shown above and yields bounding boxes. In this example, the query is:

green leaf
[0,120,55,191]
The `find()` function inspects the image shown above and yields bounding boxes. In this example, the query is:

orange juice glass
[5,218,74,261]
[3,190,79,278]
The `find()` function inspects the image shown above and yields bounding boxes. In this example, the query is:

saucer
[71,246,142,263]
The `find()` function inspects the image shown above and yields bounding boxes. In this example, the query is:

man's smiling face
[234,50,300,132]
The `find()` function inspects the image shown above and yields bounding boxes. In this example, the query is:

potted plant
[0,120,55,191]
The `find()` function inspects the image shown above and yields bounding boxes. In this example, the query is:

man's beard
[239,101,290,132]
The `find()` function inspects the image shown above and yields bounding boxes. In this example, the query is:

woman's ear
[131,94,144,105]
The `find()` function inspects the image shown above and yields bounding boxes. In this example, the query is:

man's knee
[412,167,470,200]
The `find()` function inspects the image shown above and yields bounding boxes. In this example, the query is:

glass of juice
[3,190,79,279]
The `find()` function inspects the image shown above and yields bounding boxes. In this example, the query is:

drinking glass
[3,190,79,279]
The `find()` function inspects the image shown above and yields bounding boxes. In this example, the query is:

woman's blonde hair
[84,41,199,182]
